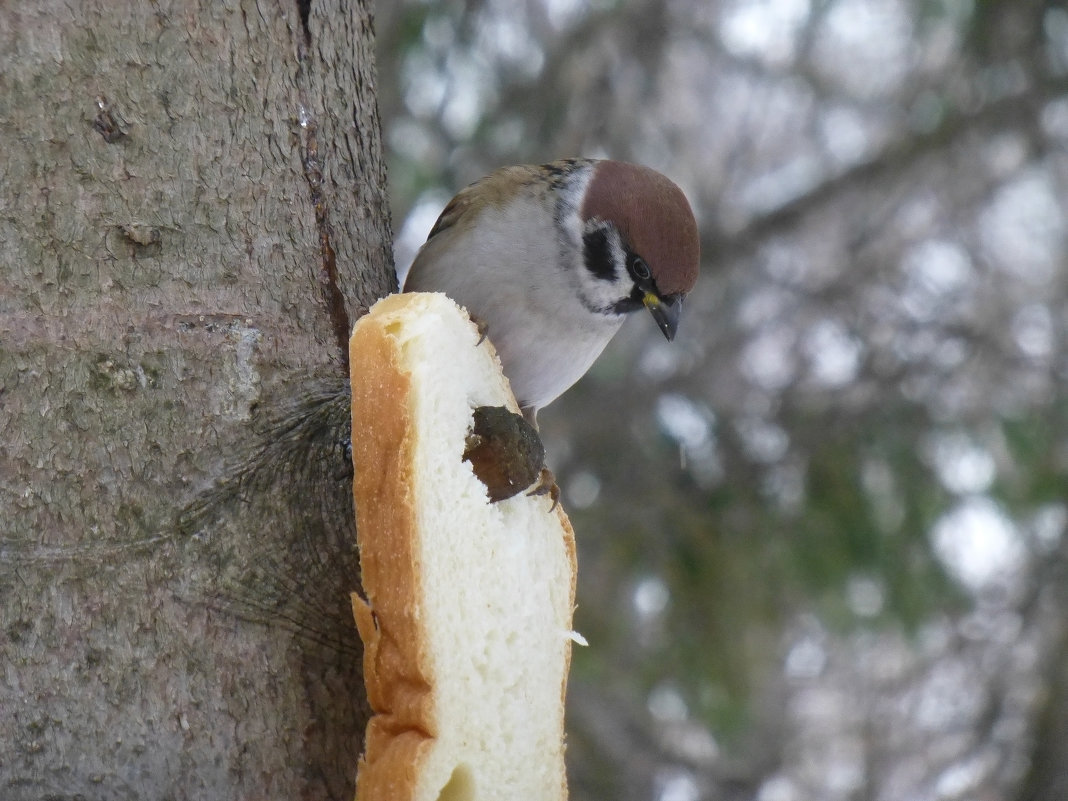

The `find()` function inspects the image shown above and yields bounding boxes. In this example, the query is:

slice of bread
[349,292,577,801]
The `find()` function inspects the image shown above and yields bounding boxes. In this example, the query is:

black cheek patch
[582,227,616,282]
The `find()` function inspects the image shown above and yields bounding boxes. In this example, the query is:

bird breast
[404,189,624,412]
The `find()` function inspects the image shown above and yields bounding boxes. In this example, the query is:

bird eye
[631,256,651,281]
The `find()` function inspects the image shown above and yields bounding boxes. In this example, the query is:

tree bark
[0,1,392,798]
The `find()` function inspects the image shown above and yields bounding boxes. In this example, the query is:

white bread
[349,292,577,801]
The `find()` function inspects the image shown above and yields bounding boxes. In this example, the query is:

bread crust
[349,293,577,801]
[350,297,436,800]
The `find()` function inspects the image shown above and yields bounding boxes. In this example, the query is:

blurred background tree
[376,1,1068,799]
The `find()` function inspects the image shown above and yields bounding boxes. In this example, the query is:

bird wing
[423,163,569,242]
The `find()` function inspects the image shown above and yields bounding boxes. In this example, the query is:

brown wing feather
[423,160,591,242]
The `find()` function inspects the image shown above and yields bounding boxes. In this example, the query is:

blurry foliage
[375,1,1068,799]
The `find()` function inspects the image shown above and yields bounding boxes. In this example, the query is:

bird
[403,158,700,423]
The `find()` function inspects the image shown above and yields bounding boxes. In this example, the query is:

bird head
[577,160,700,341]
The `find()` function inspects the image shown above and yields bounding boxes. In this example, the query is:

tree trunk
[0,1,392,798]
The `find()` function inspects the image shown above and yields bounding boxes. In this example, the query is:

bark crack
[295,8,351,372]
[296,0,312,46]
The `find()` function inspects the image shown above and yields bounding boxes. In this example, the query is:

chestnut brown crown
[581,160,700,297]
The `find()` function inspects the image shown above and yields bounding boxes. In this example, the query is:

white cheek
[571,221,633,315]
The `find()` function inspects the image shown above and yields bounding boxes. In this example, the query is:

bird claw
[471,316,490,346]
[527,466,560,512]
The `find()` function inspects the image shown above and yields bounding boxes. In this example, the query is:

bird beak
[643,292,682,341]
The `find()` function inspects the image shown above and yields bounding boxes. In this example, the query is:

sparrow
[402,158,700,424]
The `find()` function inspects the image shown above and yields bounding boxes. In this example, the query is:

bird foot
[527,466,561,512]
[471,315,490,346]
